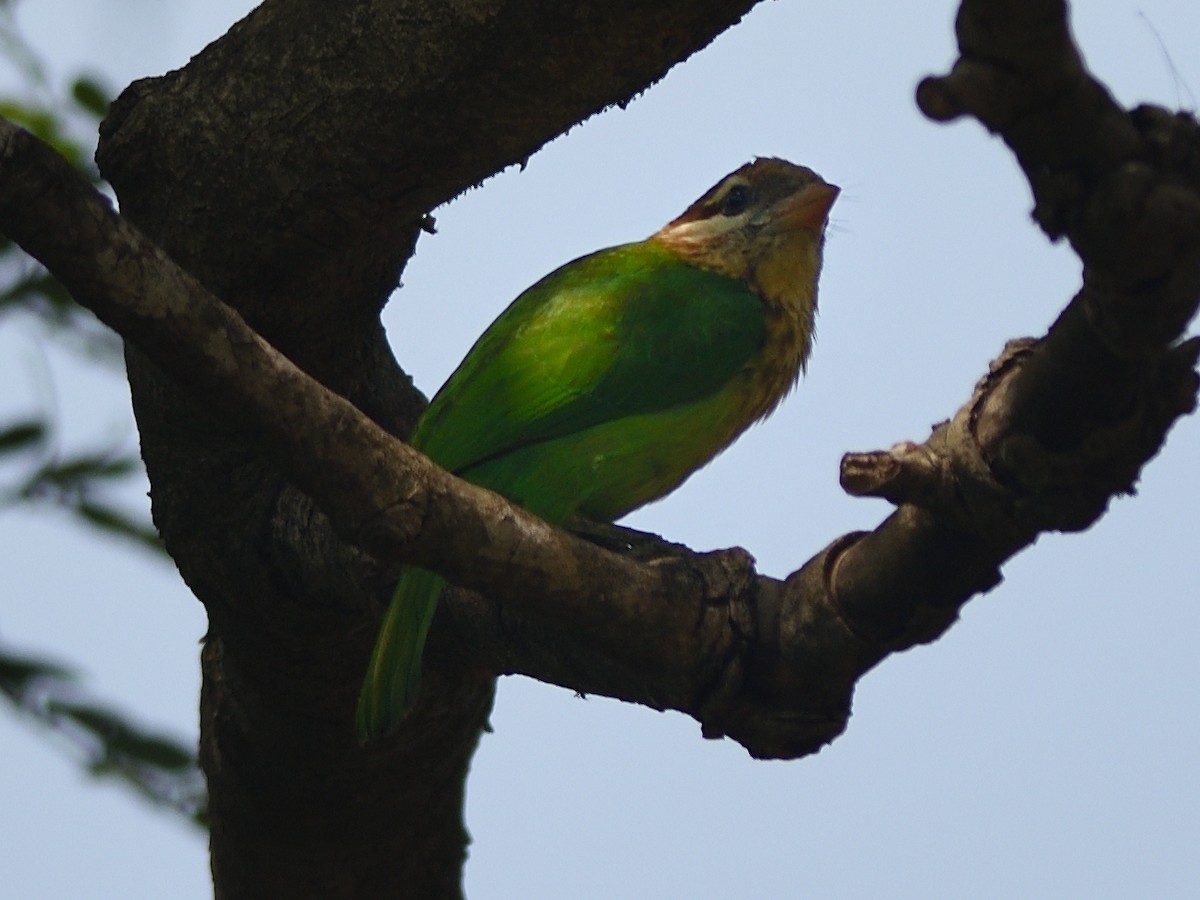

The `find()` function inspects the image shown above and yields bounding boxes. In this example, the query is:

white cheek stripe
[659,212,747,244]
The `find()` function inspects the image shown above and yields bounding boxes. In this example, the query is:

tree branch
[822,0,1200,671]
[1,0,1197,896]
[4,0,1196,758]
[3,0,1199,755]
[0,111,730,672]
[85,4,775,895]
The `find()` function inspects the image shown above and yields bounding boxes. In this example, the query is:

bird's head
[651,158,838,311]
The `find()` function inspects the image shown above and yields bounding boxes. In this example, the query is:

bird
[358,158,838,740]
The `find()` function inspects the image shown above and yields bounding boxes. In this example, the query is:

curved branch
[826,0,1200,671]
[0,117,787,751]
[2,1,1199,895]
[2,0,1199,766]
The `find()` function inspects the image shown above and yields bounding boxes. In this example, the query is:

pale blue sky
[2,2,1198,897]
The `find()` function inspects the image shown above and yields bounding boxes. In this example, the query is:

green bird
[358,158,838,740]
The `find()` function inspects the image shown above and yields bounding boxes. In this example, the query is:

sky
[1,1,1198,897]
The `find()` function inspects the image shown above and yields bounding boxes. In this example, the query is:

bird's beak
[776,181,840,231]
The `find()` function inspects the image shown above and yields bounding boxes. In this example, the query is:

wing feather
[413,241,765,477]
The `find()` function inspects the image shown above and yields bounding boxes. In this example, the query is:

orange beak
[777,181,840,230]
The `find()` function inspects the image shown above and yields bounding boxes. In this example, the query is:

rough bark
[0,0,1196,897]
[99,2,766,896]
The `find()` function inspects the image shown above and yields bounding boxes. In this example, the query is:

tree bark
[97,2,767,896]
[0,0,1196,897]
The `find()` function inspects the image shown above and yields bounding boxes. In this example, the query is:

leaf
[51,701,194,769]
[75,501,165,554]
[1,639,206,827]
[0,269,77,315]
[50,700,126,740]
[110,731,196,771]
[32,453,140,488]
[0,652,72,693]
[0,420,46,455]
[0,99,88,170]
[70,76,110,118]
[0,100,57,139]
[0,264,124,364]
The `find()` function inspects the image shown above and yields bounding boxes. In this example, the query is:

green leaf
[111,731,196,771]
[75,501,165,554]
[0,99,88,170]
[0,420,46,455]
[0,99,56,139]
[2,639,206,827]
[33,453,139,487]
[51,701,126,739]
[70,77,110,118]
[51,701,195,769]
[0,652,72,693]
[0,269,77,314]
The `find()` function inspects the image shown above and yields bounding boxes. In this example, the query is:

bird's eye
[721,184,750,217]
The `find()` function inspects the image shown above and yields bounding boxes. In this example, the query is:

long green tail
[356,566,445,741]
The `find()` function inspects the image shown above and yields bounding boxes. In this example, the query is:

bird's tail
[356,566,444,742]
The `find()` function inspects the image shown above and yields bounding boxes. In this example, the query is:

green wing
[413,240,765,477]
[360,240,768,739]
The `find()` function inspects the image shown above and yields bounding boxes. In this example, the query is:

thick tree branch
[0,117,743,705]
[2,1,1198,896]
[2,0,1197,757]
[86,4,774,896]
[96,0,764,364]
[5,0,1196,763]
[830,0,1200,652]
[446,0,1200,760]
[1,109,875,756]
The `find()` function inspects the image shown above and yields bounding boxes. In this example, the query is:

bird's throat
[744,230,821,421]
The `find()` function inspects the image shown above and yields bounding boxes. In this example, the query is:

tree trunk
[94,2,763,895]
[0,1,1194,896]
